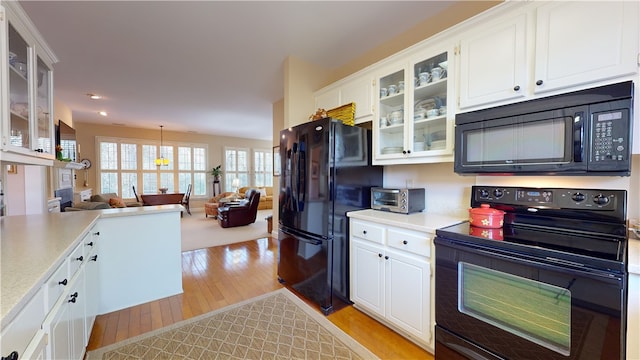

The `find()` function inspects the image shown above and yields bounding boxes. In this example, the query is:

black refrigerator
[277,118,383,314]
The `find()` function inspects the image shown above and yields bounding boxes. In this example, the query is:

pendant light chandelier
[155,125,169,166]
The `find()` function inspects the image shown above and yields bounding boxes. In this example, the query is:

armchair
[217,189,261,228]
[204,191,236,218]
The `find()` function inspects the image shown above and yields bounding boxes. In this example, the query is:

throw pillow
[109,197,127,208]
[259,188,267,197]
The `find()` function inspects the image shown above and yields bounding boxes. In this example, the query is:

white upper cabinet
[458,1,639,111]
[314,72,374,124]
[0,2,57,166]
[533,1,638,95]
[458,13,528,109]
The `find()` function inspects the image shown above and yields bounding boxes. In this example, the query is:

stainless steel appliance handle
[298,141,306,211]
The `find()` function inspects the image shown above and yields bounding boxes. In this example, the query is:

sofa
[65,192,143,211]
[91,193,144,207]
[238,186,272,210]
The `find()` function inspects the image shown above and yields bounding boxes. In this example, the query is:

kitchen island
[0,205,183,359]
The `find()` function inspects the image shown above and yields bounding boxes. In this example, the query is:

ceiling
[20,1,457,141]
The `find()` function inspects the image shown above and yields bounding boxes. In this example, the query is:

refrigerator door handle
[298,141,306,211]
[280,226,323,245]
[291,142,298,211]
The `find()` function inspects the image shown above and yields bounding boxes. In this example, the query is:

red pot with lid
[469,204,505,229]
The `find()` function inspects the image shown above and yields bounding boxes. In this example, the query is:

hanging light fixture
[155,125,169,166]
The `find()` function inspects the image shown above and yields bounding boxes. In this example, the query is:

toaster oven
[371,188,425,214]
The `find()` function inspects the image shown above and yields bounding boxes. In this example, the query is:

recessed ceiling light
[87,93,102,100]
[98,111,108,116]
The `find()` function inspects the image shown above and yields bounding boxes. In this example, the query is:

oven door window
[462,115,573,166]
[458,262,571,356]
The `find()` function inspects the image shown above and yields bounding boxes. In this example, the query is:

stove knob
[571,192,586,202]
[593,194,610,205]
[493,189,504,198]
[478,189,490,199]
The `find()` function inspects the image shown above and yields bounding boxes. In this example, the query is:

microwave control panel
[589,105,631,169]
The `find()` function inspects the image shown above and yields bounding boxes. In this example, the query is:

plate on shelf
[414,98,436,112]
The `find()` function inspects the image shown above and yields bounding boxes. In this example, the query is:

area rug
[181,209,272,252]
[86,288,378,360]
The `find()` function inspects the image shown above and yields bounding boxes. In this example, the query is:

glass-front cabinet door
[1,2,57,164]
[8,23,31,151]
[376,63,407,159]
[35,56,53,155]
[373,45,454,165]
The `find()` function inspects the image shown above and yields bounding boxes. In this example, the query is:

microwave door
[455,107,586,174]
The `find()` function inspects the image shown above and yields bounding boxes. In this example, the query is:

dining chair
[132,185,141,202]
[181,184,192,215]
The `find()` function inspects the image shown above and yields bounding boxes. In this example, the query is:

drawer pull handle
[76,256,84,262]
[58,279,68,286]
[402,240,408,245]
[86,241,94,247]
[90,255,98,261]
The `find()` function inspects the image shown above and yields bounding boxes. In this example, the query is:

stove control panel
[472,186,626,212]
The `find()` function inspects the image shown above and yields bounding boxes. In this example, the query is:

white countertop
[347,209,466,232]
[0,204,183,328]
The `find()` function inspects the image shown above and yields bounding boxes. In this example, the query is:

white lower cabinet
[350,219,433,350]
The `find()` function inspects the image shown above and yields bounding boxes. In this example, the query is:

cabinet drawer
[69,242,85,278]
[351,220,385,244]
[387,228,431,257]
[0,287,46,357]
[45,260,69,310]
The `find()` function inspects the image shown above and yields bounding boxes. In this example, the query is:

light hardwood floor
[87,236,434,359]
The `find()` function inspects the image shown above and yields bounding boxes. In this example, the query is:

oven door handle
[436,238,624,283]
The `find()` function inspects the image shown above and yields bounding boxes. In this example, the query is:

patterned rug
[86,288,378,360]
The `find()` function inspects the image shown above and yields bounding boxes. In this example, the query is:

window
[253,149,273,187]
[223,147,273,191]
[224,147,249,191]
[97,137,207,199]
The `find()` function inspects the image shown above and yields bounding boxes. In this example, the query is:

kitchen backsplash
[384,154,640,220]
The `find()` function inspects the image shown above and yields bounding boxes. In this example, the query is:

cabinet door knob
[384,256,389,260]
[93,231,100,236]
[362,230,367,235]
[86,241,94,247]
[536,80,543,86]
[68,297,76,303]
[90,255,98,261]
[58,279,68,286]
[403,240,408,245]
[513,85,520,91]
[378,253,383,258]
[76,256,84,262]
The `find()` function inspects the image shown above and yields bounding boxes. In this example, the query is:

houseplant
[210,165,223,182]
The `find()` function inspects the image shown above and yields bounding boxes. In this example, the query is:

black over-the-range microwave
[454,81,634,176]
